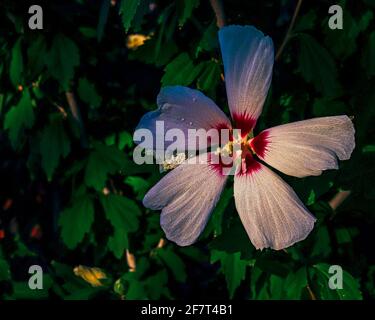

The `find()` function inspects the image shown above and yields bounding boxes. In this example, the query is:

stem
[328,190,351,211]
[209,0,225,28]
[306,285,317,300]
[65,91,88,148]
[275,0,303,61]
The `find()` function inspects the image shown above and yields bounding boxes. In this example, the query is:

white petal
[234,163,316,250]
[143,154,228,246]
[219,25,274,133]
[250,116,355,178]
[135,86,231,150]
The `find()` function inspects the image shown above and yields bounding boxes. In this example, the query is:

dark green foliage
[46,34,80,90]
[39,114,71,181]
[297,33,342,97]
[156,248,187,282]
[4,89,35,148]
[161,52,205,86]
[78,78,102,108]
[177,0,200,27]
[362,30,375,76]
[0,0,374,300]
[211,250,248,298]
[100,194,141,258]
[84,142,127,191]
[10,39,24,88]
[59,190,95,249]
[120,0,141,32]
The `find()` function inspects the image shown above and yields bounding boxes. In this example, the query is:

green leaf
[118,131,133,149]
[294,10,317,32]
[255,253,291,278]
[310,226,332,259]
[324,10,373,60]
[10,38,23,88]
[312,97,348,117]
[119,0,140,32]
[335,227,353,244]
[128,37,178,67]
[362,31,375,77]
[144,270,171,299]
[284,268,308,299]
[0,258,11,281]
[59,193,95,249]
[161,53,204,86]
[313,263,362,300]
[196,20,219,56]
[297,34,341,97]
[100,194,140,233]
[0,94,4,115]
[4,89,34,149]
[362,144,375,153]
[209,219,254,259]
[250,266,266,299]
[27,35,47,78]
[306,189,316,206]
[121,271,147,299]
[64,287,104,300]
[157,248,187,282]
[97,0,110,42]
[207,186,233,235]
[46,34,80,90]
[100,194,141,258]
[108,231,129,259]
[179,246,207,263]
[13,235,36,257]
[358,10,373,31]
[8,276,53,300]
[211,250,247,298]
[124,176,150,200]
[39,116,71,181]
[131,0,150,32]
[79,27,97,38]
[197,60,221,97]
[84,142,127,191]
[77,78,102,108]
[125,280,147,299]
[290,171,335,205]
[269,274,286,299]
[105,133,116,146]
[177,0,200,26]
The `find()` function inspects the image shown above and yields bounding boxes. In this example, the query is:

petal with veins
[135,86,231,150]
[250,115,355,178]
[143,154,228,246]
[234,163,316,250]
[219,25,274,134]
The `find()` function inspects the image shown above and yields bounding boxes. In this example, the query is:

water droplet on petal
[192,97,197,102]
[181,117,185,121]
[189,122,193,126]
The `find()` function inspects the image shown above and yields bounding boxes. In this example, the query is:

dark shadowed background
[0,0,374,300]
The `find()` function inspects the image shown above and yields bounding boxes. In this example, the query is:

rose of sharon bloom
[135,25,355,250]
